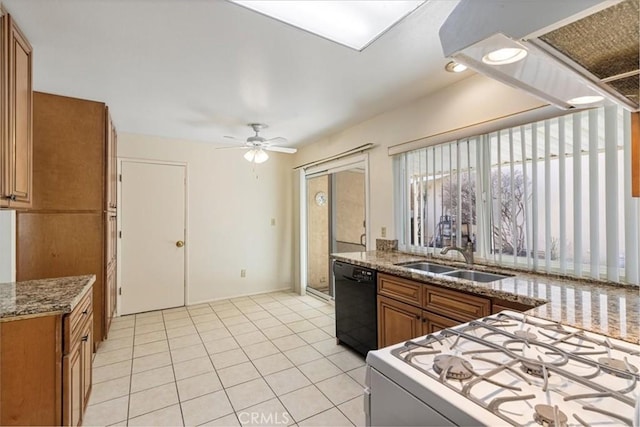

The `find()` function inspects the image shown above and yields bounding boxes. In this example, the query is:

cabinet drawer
[378,273,422,307]
[63,290,93,354]
[423,285,489,323]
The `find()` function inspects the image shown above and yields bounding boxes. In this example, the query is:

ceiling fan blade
[264,146,297,154]
[224,135,243,141]
[215,146,248,150]
[264,136,288,144]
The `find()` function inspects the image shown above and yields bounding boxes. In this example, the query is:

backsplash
[376,239,398,251]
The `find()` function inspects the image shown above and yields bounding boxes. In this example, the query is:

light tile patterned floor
[84,291,366,426]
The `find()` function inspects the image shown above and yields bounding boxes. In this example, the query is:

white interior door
[120,161,186,314]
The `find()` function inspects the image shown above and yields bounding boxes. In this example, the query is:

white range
[365,311,640,427]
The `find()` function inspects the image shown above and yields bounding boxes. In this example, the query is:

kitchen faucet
[440,242,474,265]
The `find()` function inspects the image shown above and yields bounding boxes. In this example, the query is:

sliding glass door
[304,159,367,299]
[306,174,331,296]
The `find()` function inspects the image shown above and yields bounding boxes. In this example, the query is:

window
[394,105,640,285]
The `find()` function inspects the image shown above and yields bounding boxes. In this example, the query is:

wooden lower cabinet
[63,313,92,426]
[0,315,61,426]
[0,288,93,426]
[378,295,422,348]
[63,345,82,427]
[377,273,496,347]
[81,317,93,407]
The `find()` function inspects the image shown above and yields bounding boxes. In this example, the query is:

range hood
[440,0,639,112]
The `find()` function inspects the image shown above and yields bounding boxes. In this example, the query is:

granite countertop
[332,251,640,344]
[0,275,96,322]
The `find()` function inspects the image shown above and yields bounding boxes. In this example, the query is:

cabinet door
[377,295,422,348]
[63,345,82,427]
[105,264,116,337]
[6,14,32,207]
[0,13,7,208]
[422,311,460,335]
[106,212,117,269]
[105,109,117,210]
[80,318,93,409]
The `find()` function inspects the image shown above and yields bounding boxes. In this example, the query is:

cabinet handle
[5,194,16,201]
[82,309,88,315]
[81,335,89,342]
[415,314,420,320]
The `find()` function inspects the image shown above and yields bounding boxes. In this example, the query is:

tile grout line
[227,296,350,426]
[124,315,137,426]
[193,301,243,426]
[161,308,187,427]
[94,291,358,427]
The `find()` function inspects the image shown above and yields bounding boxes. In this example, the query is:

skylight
[231,1,427,51]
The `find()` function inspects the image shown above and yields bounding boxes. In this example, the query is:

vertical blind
[395,105,640,285]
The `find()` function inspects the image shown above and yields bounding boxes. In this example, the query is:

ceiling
[3,0,468,147]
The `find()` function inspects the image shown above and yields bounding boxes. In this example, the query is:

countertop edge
[0,274,96,322]
[332,251,639,344]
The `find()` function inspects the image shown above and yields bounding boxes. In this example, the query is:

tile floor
[84,291,366,426]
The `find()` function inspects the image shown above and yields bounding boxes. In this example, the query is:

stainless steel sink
[442,270,510,283]
[397,262,458,274]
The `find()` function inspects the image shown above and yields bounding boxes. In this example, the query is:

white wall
[118,133,294,303]
[294,75,546,243]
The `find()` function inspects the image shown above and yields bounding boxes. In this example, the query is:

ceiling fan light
[244,149,256,162]
[253,149,269,164]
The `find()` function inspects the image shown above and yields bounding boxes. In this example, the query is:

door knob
[176,240,184,248]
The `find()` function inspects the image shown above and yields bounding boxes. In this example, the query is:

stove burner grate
[598,357,639,376]
[514,330,538,341]
[533,404,568,427]
[433,355,474,380]
[521,360,547,378]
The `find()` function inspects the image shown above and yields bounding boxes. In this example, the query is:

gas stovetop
[389,311,639,427]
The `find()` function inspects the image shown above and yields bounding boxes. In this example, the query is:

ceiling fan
[219,123,297,163]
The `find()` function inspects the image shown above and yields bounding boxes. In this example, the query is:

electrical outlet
[381,227,387,238]
[271,218,276,226]
[240,269,246,278]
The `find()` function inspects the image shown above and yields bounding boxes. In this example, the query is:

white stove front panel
[366,311,639,427]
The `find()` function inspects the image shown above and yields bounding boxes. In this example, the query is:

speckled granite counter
[0,275,95,321]
[332,251,640,344]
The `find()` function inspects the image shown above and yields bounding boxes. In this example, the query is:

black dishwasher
[333,261,377,357]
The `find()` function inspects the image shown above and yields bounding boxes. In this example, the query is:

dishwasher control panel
[353,268,375,282]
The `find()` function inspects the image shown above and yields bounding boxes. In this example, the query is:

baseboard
[187,286,295,306]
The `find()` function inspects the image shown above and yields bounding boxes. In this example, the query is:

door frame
[300,153,370,298]
[116,157,189,316]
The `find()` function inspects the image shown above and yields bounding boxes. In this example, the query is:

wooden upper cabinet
[32,92,105,211]
[632,112,639,197]
[0,9,33,209]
